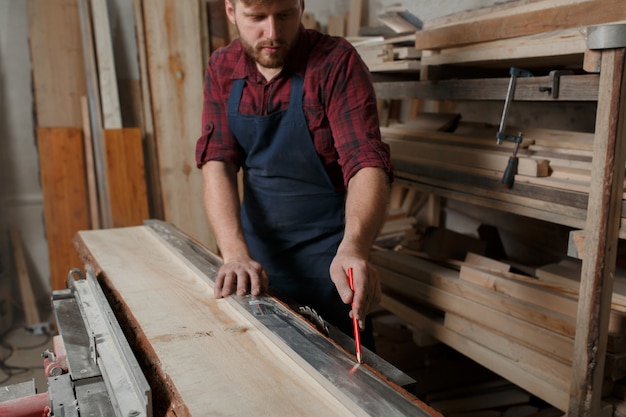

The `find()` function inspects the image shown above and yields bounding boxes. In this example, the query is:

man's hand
[329,253,382,329]
[214,257,269,298]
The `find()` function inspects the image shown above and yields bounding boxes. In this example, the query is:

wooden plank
[371,252,575,360]
[380,294,570,411]
[459,264,626,332]
[81,95,100,229]
[394,172,588,230]
[90,0,122,129]
[570,48,626,416]
[27,0,86,126]
[78,0,112,228]
[73,226,438,416]
[132,0,163,219]
[373,75,600,102]
[385,137,550,177]
[38,127,90,290]
[366,60,421,73]
[421,27,586,67]
[414,0,626,50]
[347,0,362,37]
[104,128,150,227]
[8,229,41,327]
[142,0,216,252]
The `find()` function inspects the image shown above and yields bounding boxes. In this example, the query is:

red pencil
[347,267,362,364]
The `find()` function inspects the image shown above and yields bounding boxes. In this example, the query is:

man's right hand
[214,257,269,298]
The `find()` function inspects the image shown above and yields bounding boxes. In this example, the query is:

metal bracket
[539,70,574,99]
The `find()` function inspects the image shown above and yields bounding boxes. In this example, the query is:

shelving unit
[369,15,626,417]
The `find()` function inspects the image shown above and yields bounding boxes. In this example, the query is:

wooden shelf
[371,11,626,415]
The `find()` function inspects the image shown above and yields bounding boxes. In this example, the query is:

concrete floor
[0,315,55,396]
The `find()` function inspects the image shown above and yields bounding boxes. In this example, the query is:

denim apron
[227,75,356,336]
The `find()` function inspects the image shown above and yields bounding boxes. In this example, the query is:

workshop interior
[2,0,626,416]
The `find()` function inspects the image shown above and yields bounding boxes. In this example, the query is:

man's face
[226,0,303,70]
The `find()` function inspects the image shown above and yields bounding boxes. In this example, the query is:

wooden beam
[8,229,40,327]
[142,0,216,252]
[420,27,587,68]
[380,294,570,411]
[27,0,86,126]
[132,0,163,219]
[414,0,626,50]
[373,75,600,102]
[89,0,122,129]
[569,47,626,417]
[38,127,90,290]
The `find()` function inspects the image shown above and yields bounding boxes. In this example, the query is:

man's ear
[225,0,236,25]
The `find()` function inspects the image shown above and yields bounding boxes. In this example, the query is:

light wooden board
[380,294,570,411]
[90,0,122,129]
[75,226,355,416]
[74,226,438,416]
[38,127,91,290]
[414,0,626,50]
[27,0,86,127]
[420,27,587,67]
[142,0,216,251]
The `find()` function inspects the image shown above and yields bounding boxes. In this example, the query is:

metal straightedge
[144,219,432,417]
[52,268,152,417]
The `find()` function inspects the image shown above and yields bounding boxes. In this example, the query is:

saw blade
[297,305,330,337]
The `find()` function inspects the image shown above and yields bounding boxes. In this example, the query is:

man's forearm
[338,167,390,257]
[202,161,250,261]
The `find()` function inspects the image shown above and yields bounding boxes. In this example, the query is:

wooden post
[569,47,626,416]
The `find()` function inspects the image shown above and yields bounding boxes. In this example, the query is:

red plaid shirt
[195,28,393,190]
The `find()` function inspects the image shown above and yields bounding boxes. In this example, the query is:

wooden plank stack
[371,247,626,412]
[369,2,626,415]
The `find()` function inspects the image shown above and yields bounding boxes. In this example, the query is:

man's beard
[242,38,291,69]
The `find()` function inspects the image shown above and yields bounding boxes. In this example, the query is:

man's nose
[265,16,279,40]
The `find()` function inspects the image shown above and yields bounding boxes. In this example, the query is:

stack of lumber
[415,0,626,69]
[370,247,626,413]
[27,0,150,290]
[380,113,623,236]
[372,310,567,416]
[351,33,421,73]
[375,183,423,246]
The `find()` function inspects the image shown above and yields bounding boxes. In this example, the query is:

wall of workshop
[0,0,503,317]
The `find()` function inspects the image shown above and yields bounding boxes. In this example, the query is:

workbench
[72,220,441,417]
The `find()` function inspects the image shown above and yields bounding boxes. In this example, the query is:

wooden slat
[373,75,600,101]
[142,0,216,251]
[421,27,587,67]
[90,0,122,129]
[371,252,575,359]
[38,127,90,290]
[570,48,626,416]
[414,0,626,50]
[81,96,100,229]
[78,0,112,228]
[104,128,150,227]
[380,294,570,411]
[9,229,41,327]
[27,0,86,127]
[385,137,549,177]
[132,0,163,219]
